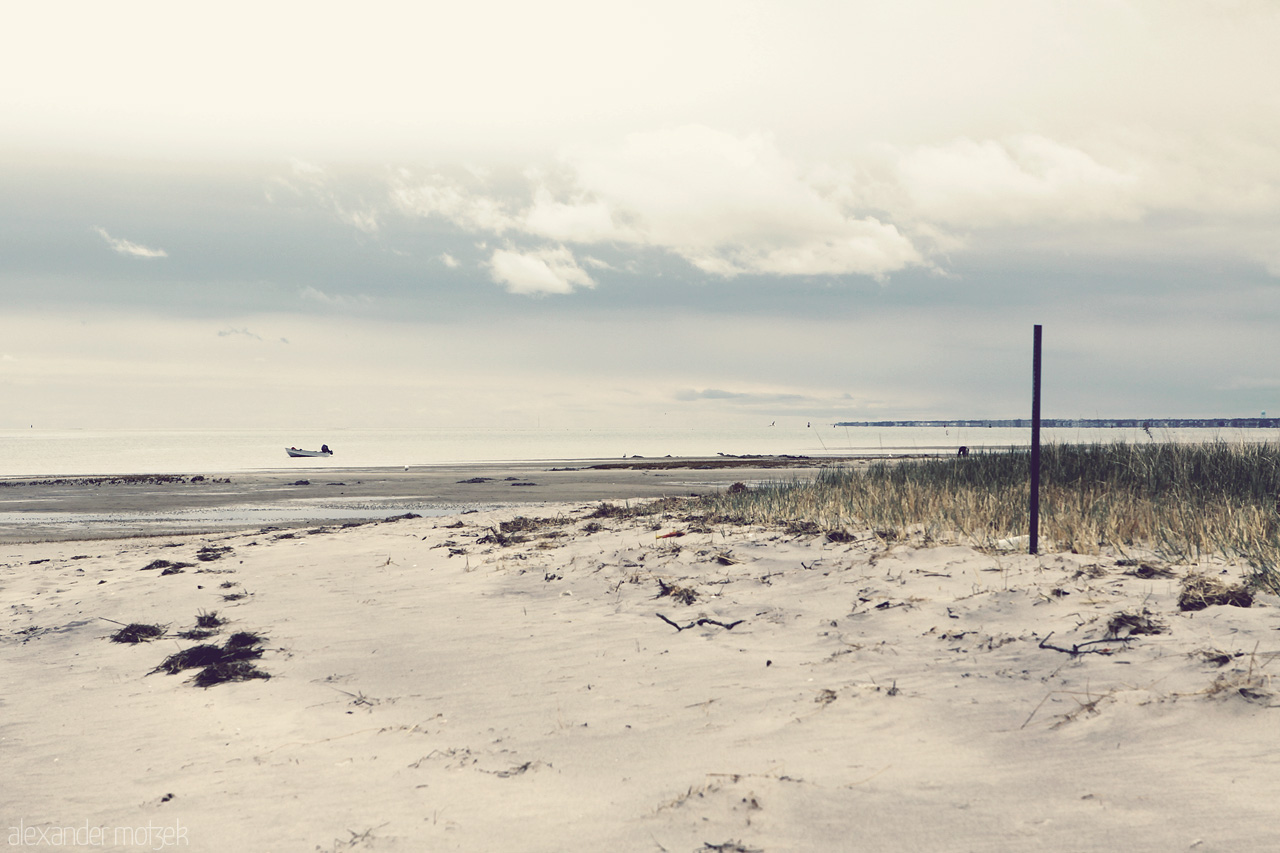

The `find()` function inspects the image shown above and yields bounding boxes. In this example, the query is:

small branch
[657,613,744,632]
[1037,631,1136,657]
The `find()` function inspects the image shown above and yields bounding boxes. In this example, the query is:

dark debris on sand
[110,623,167,643]
[1178,574,1253,611]
[150,630,271,687]
[141,559,195,572]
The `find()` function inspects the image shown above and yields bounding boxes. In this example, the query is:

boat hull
[286,448,333,458]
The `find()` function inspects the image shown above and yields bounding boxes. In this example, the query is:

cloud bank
[393,127,926,289]
[378,122,1280,295]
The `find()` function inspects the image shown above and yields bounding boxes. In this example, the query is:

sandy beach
[4,463,1279,851]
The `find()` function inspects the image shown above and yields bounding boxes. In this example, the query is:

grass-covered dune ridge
[686,442,1280,591]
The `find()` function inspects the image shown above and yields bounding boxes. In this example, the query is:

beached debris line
[109,611,269,686]
[0,474,231,488]
[475,514,574,546]
[576,454,815,471]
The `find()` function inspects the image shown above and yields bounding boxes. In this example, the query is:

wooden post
[1030,324,1042,555]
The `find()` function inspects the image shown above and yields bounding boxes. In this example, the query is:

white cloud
[392,176,519,233]
[566,126,924,278]
[394,126,924,281]
[487,246,595,295]
[299,286,371,307]
[891,135,1144,227]
[523,187,635,244]
[92,226,168,259]
[440,252,460,268]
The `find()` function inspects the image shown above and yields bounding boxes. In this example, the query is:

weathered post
[1030,324,1042,555]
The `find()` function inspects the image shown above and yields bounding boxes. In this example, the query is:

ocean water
[2,425,1277,478]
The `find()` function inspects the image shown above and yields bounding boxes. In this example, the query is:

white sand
[3,504,1279,852]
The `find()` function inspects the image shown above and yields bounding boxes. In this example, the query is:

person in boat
[321,444,331,454]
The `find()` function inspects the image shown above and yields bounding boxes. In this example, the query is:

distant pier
[832,418,1280,429]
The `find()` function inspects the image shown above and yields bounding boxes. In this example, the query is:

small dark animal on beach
[957,446,970,457]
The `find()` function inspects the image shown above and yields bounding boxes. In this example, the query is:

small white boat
[286,445,333,458]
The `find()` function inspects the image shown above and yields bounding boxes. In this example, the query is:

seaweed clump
[151,631,271,687]
[177,610,226,640]
[110,623,166,643]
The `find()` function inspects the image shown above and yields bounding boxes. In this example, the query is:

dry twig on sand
[656,613,744,632]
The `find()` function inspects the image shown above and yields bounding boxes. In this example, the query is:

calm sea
[3,425,1278,478]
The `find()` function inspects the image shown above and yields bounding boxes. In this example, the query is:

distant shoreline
[0,457,832,543]
[835,418,1280,429]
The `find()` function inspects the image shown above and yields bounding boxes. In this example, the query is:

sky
[4,0,1280,430]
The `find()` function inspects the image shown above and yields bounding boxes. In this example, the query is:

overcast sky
[4,0,1280,430]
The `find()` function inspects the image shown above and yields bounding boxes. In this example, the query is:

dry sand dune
[3,501,1279,851]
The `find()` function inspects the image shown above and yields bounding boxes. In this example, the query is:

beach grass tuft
[642,442,1280,591]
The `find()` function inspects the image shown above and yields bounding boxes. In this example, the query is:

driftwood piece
[657,613,744,632]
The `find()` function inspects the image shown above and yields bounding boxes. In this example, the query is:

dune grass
[684,442,1280,592]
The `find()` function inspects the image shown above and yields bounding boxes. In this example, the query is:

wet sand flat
[0,457,831,542]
